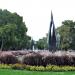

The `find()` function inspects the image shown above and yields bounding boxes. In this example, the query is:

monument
[48,11,56,51]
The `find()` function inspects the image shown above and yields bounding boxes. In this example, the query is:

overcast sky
[0,0,75,40]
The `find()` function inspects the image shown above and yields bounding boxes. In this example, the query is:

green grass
[0,69,75,75]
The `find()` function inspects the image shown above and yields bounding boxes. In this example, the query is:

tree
[57,20,75,50]
[0,24,16,50]
[36,37,48,50]
[0,9,31,50]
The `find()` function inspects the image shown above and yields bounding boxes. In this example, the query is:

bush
[0,64,75,71]
[30,66,36,71]
[45,65,53,71]
[11,63,25,70]
[43,55,55,66]
[1,51,75,66]
[0,52,18,64]
[35,66,45,71]
[25,65,75,71]
[22,53,42,66]
[0,64,11,69]
[52,65,61,71]
[24,65,45,71]
[61,66,75,71]
[25,65,31,70]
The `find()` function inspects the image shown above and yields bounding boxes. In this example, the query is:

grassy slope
[0,69,75,75]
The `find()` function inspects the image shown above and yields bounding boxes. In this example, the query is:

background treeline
[37,20,75,50]
[0,9,75,50]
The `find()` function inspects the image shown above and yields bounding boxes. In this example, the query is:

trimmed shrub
[22,52,42,66]
[1,64,75,71]
[35,66,45,71]
[0,64,11,69]
[1,51,75,66]
[42,55,55,66]
[0,54,18,64]
[52,65,61,71]
[25,65,31,70]
[24,65,75,71]
[11,63,25,70]
[30,66,36,71]
[61,66,75,71]
[0,51,18,64]
[45,65,53,71]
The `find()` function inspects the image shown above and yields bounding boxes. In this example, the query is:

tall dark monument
[48,11,56,51]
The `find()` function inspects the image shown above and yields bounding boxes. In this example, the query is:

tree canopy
[0,9,31,50]
[57,20,75,50]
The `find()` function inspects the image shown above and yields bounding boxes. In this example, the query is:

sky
[0,0,75,40]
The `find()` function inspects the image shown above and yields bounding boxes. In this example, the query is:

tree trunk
[1,36,3,51]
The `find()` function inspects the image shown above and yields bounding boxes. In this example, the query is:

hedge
[0,51,75,66]
[1,64,75,71]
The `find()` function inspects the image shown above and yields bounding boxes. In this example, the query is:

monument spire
[48,11,56,51]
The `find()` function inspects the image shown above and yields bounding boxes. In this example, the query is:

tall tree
[0,9,31,50]
[57,20,75,50]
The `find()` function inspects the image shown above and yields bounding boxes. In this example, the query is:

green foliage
[1,64,75,71]
[52,65,62,71]
[45,65,53,71]
[61,66,75,71]
[25,65,31,70]
[37,20,75,50]
[25,65,75,71]
[35,66,45,71]
[57,20,75,50]
[0,24,17,50]
[0,9,31,50]
[11,63,25,70]
[0,64,11,69]
[36,37,48,50]
[29,66,36,71]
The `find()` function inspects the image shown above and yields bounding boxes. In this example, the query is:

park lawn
[0,69,75,75]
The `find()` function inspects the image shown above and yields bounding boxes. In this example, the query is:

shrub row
[22,53,75,66]
[0,51,75,66]
[1,64,75,71]
[11,63,25,70]
[25,65,75,71]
